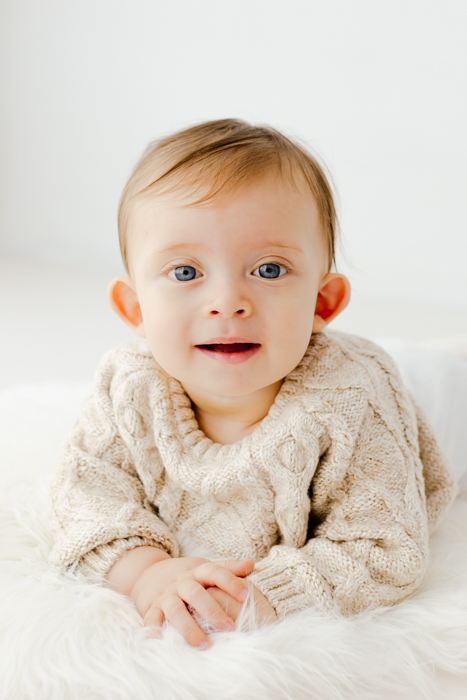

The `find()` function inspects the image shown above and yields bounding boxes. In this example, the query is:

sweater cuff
[247,546,335,619]
[70,536,175,579]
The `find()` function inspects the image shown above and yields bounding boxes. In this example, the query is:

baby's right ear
[107,277,146,338]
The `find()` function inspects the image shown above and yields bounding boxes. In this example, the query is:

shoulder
[299,330,416,436]
[303,331,417,462]
[305,329,405,394]
[96,337,155,372]
[92,338,161,400]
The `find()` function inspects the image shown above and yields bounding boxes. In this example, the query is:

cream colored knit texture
[47,330,458,619]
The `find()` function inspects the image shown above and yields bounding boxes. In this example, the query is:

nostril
[209,309,244,316]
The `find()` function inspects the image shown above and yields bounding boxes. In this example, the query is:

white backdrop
[1,0,466,312]
[2,10,467,699]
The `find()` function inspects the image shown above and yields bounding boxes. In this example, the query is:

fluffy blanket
[1,339,467,700]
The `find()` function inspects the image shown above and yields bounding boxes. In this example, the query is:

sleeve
[47,353,179,579]
[247,399,455,619]
[410,394,459,535]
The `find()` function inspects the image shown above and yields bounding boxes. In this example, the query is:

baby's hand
[206,581,278,627]
[129,556,255,649]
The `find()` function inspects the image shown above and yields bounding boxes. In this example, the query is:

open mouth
[197,343,258,353]
[195,342,261,364]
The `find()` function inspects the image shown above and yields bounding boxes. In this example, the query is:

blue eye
[168,265,201,281]
[252,263,287,279]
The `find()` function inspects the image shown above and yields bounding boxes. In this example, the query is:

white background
[1,0,466,387]
[2,10,467,697]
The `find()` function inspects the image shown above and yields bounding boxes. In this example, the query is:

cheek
[265,284,316,333]
[265,287,317,361]
[274,311,314,358]
[139,289,190,355]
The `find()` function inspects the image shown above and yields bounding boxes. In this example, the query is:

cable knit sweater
[47,330,458,619]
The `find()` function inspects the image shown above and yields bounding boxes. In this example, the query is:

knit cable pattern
[47,331,458,616]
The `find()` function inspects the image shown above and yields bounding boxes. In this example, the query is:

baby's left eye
[252,263,288,279]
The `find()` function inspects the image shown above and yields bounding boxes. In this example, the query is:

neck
[181,380,284,445]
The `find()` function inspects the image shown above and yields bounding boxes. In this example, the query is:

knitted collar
[141,331,347,500]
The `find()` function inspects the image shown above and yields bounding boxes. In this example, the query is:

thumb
[221,559,255,576]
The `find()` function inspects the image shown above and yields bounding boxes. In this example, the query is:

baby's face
[125,172,329,400]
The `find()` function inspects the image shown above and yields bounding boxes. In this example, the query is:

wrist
[105,545,171,597]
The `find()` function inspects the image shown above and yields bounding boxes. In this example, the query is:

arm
[47,350,179,578]
[105,545,171,596]
[247,401,438,619]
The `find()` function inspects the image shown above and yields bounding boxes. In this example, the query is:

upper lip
[195,337,260,345]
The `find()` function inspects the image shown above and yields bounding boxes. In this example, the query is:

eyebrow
[154,240,304,255]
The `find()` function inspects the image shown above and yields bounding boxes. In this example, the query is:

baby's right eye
[167,265,202,281]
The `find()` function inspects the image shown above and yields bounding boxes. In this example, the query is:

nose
[203,278,252,318]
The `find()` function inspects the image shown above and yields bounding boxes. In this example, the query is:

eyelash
[166,261,291,280]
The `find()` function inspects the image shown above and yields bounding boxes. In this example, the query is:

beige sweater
[47,330,458,619]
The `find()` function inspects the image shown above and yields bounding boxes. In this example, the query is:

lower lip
[195,344,261,364]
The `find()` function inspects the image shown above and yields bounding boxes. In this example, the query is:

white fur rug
[1,345,467,699]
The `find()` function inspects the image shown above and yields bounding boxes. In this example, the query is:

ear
[312,273,351,333]
[107,277,146,337]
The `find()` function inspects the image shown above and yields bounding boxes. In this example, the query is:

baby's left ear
[312,273,351,333]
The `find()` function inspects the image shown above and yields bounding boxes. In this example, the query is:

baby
[48,118,458,651]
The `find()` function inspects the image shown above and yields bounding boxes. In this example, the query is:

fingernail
[239,589,248,601]
[199,641,211,650]
[222,620,233,631]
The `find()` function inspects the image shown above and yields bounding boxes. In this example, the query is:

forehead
[126,172,324,269]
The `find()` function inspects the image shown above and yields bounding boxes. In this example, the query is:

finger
[194,562,250,602]
[221,559,255,577]
[143,606,165,638]
[178,580,235,632]
[206,586,243,622]
[162,594,211,649]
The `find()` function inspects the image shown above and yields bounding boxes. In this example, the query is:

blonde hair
[118,119,338,275]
